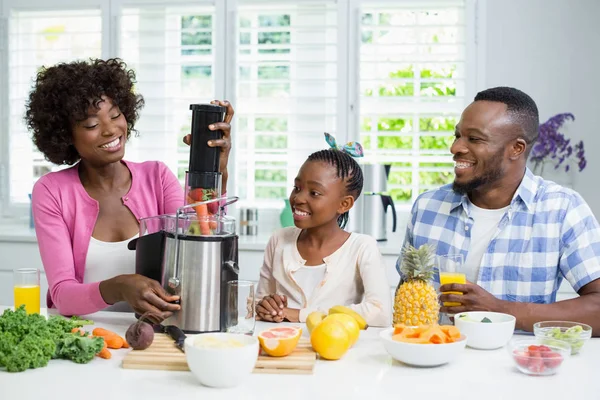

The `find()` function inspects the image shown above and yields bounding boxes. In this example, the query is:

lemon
[306,311,326,334]
[310,319,350,360]
[323,313,360,346]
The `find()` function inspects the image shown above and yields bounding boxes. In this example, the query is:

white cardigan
[255,227,392,327]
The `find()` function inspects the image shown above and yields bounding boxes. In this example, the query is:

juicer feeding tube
[168,196,240,291]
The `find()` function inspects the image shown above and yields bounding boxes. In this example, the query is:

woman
[26,58,234,321]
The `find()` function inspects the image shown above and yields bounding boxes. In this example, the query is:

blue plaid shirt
[397,168,600,303]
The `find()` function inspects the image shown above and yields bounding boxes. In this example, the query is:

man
[398,86,600,335]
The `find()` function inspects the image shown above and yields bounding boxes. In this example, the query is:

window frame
[348,0,480,211]
[0,0,482,219]
[0,0,109,219]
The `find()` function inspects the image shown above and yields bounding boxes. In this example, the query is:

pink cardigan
[31,160,184,316]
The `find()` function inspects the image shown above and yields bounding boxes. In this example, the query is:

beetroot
[126,314,155,350]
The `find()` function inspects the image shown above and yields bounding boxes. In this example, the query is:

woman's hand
[183,100,235,191]
[100,274,181,323]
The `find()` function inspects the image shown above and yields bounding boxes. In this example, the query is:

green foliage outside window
[362,63,458,203]
[181,15,212,55]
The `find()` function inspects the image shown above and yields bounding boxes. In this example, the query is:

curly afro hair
[24,58,145,165]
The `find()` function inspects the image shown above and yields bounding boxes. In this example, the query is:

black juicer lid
[190,104,227,113]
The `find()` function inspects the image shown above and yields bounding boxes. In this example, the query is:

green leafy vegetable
[481,317,492,323]
[0,305,102,372]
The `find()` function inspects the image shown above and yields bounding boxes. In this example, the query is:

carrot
[97,339,112,359]
[92,327,114,337]
[106,335,124,349]
[71,328,85,336]
[187,195,211,235]
[92,327,127,349]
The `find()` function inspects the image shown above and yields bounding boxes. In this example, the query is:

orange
[310,319,350,360]
[258,326,302,357]
[323,314,360,346]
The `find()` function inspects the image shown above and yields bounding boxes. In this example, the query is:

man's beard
[452,151,504,195]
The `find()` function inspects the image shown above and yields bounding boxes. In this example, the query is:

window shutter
[234,1,339,204]
[7,7,102,203]
[358,1,467,203]
[117,2,217,183]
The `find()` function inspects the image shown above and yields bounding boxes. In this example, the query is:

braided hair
[306,148,364,228]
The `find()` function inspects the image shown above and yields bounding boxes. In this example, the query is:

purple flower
[530,113,586,173]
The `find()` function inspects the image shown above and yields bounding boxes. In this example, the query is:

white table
[0,306,597,400]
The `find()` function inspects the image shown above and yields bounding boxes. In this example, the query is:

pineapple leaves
[399,243,437,281]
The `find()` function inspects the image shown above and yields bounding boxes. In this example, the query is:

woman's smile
[99,136,123,153]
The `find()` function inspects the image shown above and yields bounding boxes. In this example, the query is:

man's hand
[439,282,501,314]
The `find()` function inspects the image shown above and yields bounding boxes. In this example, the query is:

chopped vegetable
[481,317,492,323]
[542,325,586,354]
[187,188,219,235]
[0,305,103,372]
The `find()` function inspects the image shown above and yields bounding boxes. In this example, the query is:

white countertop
[0,306,596,400]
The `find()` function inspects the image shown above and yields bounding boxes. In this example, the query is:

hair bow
[324,132,364,158]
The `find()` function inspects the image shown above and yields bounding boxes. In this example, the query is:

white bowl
[454,311,516,350]
[184,332,259,388]
[379,328,467,367]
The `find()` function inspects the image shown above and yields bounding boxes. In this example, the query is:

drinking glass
[14,268,40,314]
[225,280,255,335]
[437,254,465,322]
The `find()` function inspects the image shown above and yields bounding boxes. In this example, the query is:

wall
[481,0,600,215]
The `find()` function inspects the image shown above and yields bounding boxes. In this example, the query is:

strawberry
[188,188,204,202]
[538,345,552,353]
[528,345,541,352]
[542,352,563,369]
[528,357,545,373]
[513,350,530,368]
[528,350,541,359]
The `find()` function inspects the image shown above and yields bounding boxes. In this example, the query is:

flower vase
[279,199,294,227]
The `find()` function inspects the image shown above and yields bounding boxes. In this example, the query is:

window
[4,5,103,207]
[235,1,339,204]
[117,3,218,181]
[0,0,476,218]
[357,1,467,204]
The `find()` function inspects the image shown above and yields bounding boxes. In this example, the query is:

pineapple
[393,243,440,326]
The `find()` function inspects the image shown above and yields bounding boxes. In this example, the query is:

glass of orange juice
[14,268,41,315]
[437,254,465,308]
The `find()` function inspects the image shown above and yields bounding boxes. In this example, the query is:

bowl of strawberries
[507,338,571,376]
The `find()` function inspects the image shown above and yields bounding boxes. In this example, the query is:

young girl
[255,135,392,327]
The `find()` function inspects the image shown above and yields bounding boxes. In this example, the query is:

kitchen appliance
[346,164,397,241]
[239,207,259,236]
[128,103,241,333]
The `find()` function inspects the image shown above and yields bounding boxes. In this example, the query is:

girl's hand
[282,308,300,323]
[256,294,287,322]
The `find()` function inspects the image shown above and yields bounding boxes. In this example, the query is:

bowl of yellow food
[184,333,259,388]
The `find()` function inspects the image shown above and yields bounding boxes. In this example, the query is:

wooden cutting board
[122,334,316,374]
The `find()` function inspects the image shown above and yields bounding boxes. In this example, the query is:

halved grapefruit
[258,326,302,357]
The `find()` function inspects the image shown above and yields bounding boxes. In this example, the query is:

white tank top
[464,202,509,283]
[84,234,139,312]
[292,263,327,304]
